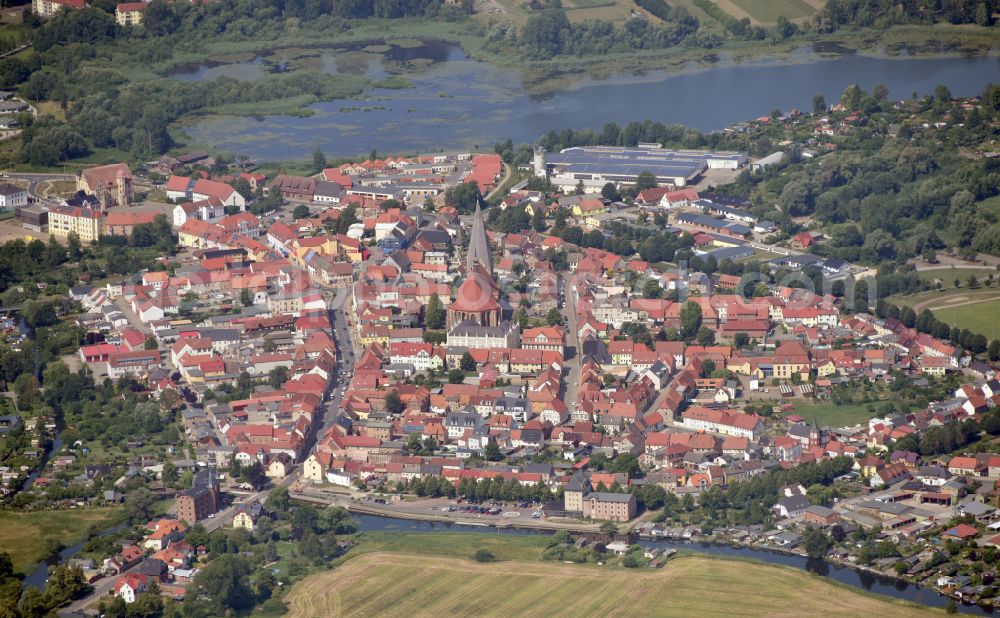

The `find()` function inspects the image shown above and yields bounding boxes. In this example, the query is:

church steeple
[466,199,492,276]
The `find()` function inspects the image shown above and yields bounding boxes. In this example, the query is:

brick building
[176,469,219,524]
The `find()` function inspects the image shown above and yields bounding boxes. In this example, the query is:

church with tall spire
[465,200,493,276]
[447,200,502,330]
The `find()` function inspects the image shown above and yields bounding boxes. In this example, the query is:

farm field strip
[284,552,938,618]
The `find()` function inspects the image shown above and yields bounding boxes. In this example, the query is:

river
[351,513,991,615]
[27,510,989,613]
[178,41,1000,161]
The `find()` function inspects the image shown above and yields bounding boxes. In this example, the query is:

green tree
[679,301,702,339]
[975,2,989,25]
[444,182,481,213]
[385,390,405,414]
[425,293,445,329]
[610,453,639,476]
[292,204,311,220]
[265,486,289,512]
[601,183,621,202]
[143,335,158,350]
[142,0,178,35]
[460,351,477,372]
[245,461,268,491]
[124,487,156,524]
[545,307,562,326]
[802,527,831,559]
[186,555,254,614]
[268,366,289,388]
[473,548,496,562]
[521,9,570,58]
[812,94,827,114]
[634,171,657,192]
[448,369,465,384]
[161,461,178,485]
[312,147,326,172]
[532,206,546,232]
[484,438,502,462]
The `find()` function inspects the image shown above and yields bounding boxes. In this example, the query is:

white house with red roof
[389,342,444,371]
[192,179,245,209]
[115,573,150,604]
[679,406,763,440]
[173,197,225,227]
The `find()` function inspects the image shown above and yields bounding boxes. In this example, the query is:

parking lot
[362,495,546,522]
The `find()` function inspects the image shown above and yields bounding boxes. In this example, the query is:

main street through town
[561,273,582,410]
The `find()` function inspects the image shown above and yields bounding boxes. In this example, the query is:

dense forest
[820,0,997,30]
[484,7,707,59]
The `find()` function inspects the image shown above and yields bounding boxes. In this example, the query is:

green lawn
[793,400,886,427]
[725,0,817,22]
[0,507,122,573]
[929,297,1000,341]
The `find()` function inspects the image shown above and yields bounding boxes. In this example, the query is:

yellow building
[32,0,84,17]
[572,198,609,217]
[292,236,339,266]
[773,342,811,381]
[302,452,332,483]
[177,219,227,250]
[359,325,390,348]
[815,360,837,377]
[47,206,102,242]
[115,2,147,26]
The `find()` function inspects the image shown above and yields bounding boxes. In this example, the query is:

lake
[177,41,1000,161]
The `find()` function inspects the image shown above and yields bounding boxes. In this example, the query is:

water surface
[179,43,999,160]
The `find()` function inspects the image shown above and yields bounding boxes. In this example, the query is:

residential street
[561,272,581,409]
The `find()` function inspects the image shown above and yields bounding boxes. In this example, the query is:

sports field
[889,287,1000,339]
[284,552,938,618]
[930,297,1000,341]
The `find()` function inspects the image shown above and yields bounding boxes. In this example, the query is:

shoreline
[154,25,1000,151]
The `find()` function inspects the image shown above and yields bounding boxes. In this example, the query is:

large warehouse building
[535,145,747,190]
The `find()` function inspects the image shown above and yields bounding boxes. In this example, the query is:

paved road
[561,273,582,411]
[5,173,74,207]
[317,286,356,439]
[484,162,512,201]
